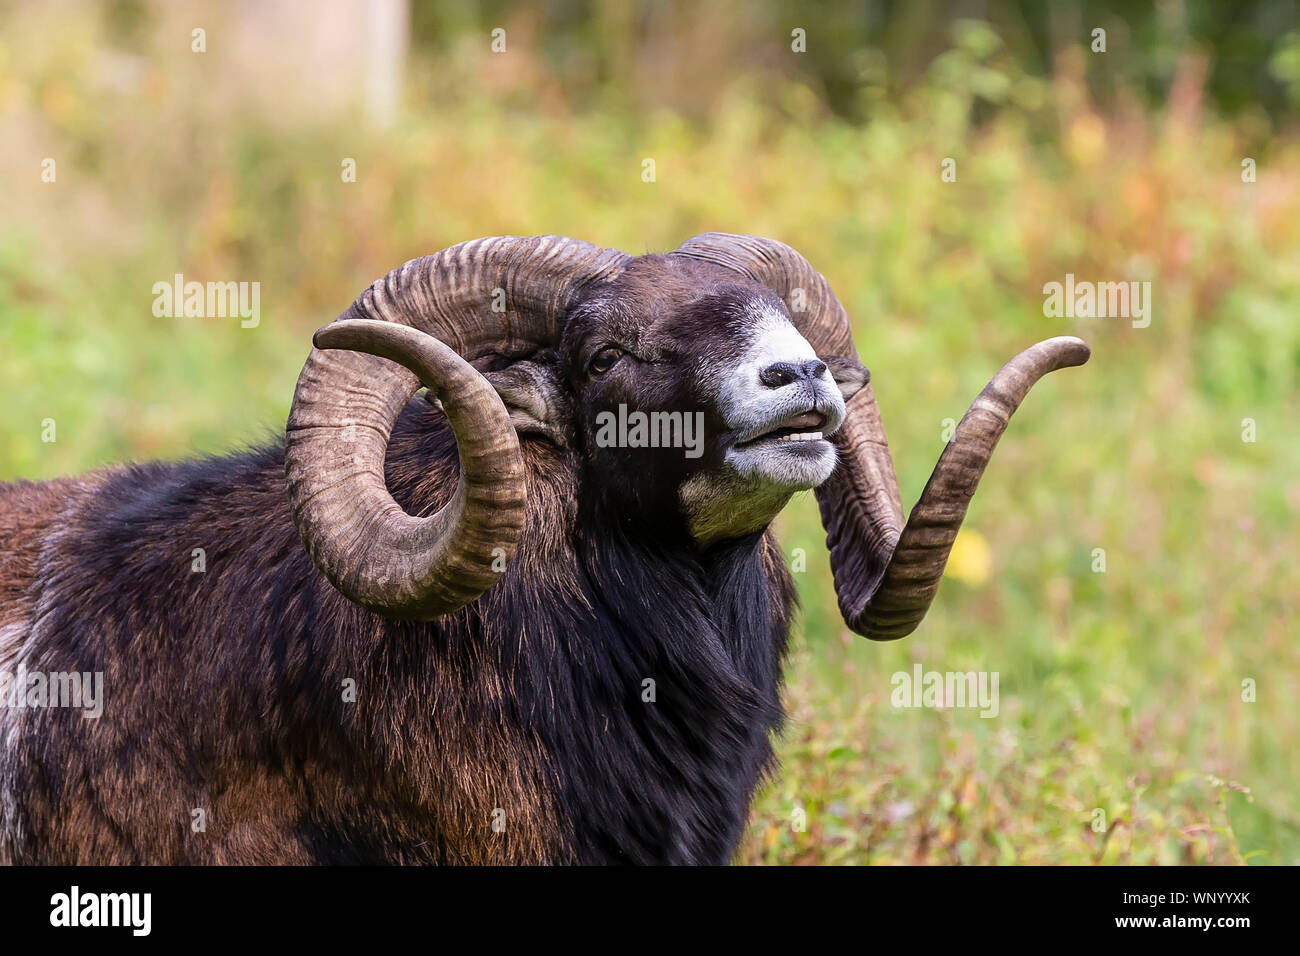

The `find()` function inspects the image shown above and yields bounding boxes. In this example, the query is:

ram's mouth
[735,411,829,448]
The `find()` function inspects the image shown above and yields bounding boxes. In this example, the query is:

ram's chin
[725,437,837,489]
[683,440,837,547]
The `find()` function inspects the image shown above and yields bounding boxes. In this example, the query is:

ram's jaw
[678,467,799,550]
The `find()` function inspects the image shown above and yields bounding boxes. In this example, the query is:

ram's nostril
[759,360,826,388]
[758,362,798,388]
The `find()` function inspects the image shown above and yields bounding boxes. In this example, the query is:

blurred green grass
[1,13,1297,864]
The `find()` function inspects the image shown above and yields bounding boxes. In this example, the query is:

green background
[1,2,1296,864]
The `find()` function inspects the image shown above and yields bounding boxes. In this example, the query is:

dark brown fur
[1,257,806,865]
[0,399,795,864]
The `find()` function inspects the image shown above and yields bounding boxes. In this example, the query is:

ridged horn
[671,233,1090,640]
[285,236,630,618]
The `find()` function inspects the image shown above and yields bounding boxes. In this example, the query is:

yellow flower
[946,527,992,587]
[1066,113,1107,167]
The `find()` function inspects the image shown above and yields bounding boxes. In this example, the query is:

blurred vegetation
[0,2,1297,864]
[413,0,1300,126]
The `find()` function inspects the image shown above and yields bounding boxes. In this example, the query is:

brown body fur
[0,401,792,864]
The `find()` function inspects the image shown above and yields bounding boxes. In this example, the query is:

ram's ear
[823,355,871,402]
[481,360,574,445]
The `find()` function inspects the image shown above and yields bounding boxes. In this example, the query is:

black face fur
[553,255,846,546]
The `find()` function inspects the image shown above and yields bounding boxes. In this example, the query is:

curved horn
[670,233,1090,641]
[286,236,630,618]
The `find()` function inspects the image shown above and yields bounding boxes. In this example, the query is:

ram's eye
[589,348,623,375]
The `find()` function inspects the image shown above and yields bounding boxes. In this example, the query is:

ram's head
[285,234,1089,637]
